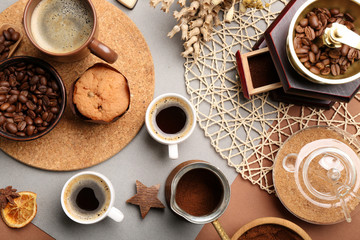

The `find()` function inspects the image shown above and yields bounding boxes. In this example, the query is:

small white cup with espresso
[61,171,124,224]
[145,93,196,159]
[23,0,118,63]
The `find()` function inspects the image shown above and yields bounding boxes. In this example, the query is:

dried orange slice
[1,191,37,228]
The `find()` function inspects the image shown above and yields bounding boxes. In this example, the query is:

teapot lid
[283,138,360,222]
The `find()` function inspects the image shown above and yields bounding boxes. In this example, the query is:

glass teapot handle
[328,168,360,223]
[283,153,297,173]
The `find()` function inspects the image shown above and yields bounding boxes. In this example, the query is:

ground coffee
[175,168,223,216]
[238,224,303,240]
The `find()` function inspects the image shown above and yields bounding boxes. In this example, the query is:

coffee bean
[309,66,320,74]
[16,132,26,137]
[331,64,340,76]
[348,48,357,60]
[3,41,12,47]
[296,48,309,55]
[299,18,308,27]
[26,125,35,136]
[304,61,311,69]
[3,30,11,41]
[38,85,47,93]
[5,122,17,134]
[321,67,331,75]
[304,26,315,40]
[6,105,15,113]
[15,102,22,113]
[40,76,47,86]
[14,115,24,123]
[26,101,36,111]
[4,113,14,119]
[18,94,27,103]
[24,116,33,125]
[308,51,316,63]
[0,86,10,94]
[50,107,59,114]
[34,117,43,126]
[42,95,50,106]
[0,44,5,54]
[8,94,18,104]
[330,8,340,16]
[11,32,20,42]
[300,56,309,63]
[310,44,319,54]
[0,115,5,125]
[17,121,26,131]
[295,25,304,33]
[329,49,341,59]
[344,12,354,22]
[0,95,5,102]
[27,109,36,119]
[301,38,311,46]
[0,102,10,111]
[46,112,54,122]
[0,81,9,87]
[308,15,320,29]
[315,62,325,70]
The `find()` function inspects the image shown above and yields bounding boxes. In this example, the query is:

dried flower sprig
[150,0,265,59]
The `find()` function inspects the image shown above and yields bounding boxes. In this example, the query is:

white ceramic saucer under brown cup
[23,0,118,63]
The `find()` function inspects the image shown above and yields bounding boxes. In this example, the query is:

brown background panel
[0,219,54,240]
[0,0,155,171]
[196,175,360,240]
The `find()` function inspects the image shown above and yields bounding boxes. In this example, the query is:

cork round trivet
[0,0,155,171]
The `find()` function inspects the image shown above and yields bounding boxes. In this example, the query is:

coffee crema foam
[63,174,111,222]
[31,0,94,53]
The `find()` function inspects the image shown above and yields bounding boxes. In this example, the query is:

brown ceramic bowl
[0,56,66,141]
[231,217,312,240]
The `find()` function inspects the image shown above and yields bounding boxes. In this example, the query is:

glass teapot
[274,126,360,224]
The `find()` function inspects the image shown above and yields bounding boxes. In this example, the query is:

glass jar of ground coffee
[273,126,360,224]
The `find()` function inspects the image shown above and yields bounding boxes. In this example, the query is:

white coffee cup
[145,93,196,159]
[61,171,124,224]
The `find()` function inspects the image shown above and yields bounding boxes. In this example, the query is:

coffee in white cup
[145,93,196,159]
[61,171,123,224]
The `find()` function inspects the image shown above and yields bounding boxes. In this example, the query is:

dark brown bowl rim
[0,56,67,141]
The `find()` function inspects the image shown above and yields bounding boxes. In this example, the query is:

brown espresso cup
[23,0,118,63]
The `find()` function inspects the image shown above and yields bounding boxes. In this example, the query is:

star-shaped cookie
[126,180,165,219]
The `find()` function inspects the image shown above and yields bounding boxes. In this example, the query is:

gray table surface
[0,1,238,239]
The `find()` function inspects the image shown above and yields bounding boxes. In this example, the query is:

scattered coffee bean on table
[294,8,360,77]
[0,61,62,137]
[0,28,20,61]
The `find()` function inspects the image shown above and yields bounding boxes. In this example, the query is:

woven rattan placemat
[184,0,360,194]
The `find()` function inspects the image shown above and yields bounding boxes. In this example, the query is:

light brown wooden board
[0,0,155,171]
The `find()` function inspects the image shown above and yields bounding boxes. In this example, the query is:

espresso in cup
[147,96,194,141]
[146,94,196,159]
[30,0,94,54]
[62,174,111,222]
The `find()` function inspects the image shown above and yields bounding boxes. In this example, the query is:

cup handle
[88,38,118,64]
[107,207,124,222]
[169,144,178,159]
[212,220,230,240]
